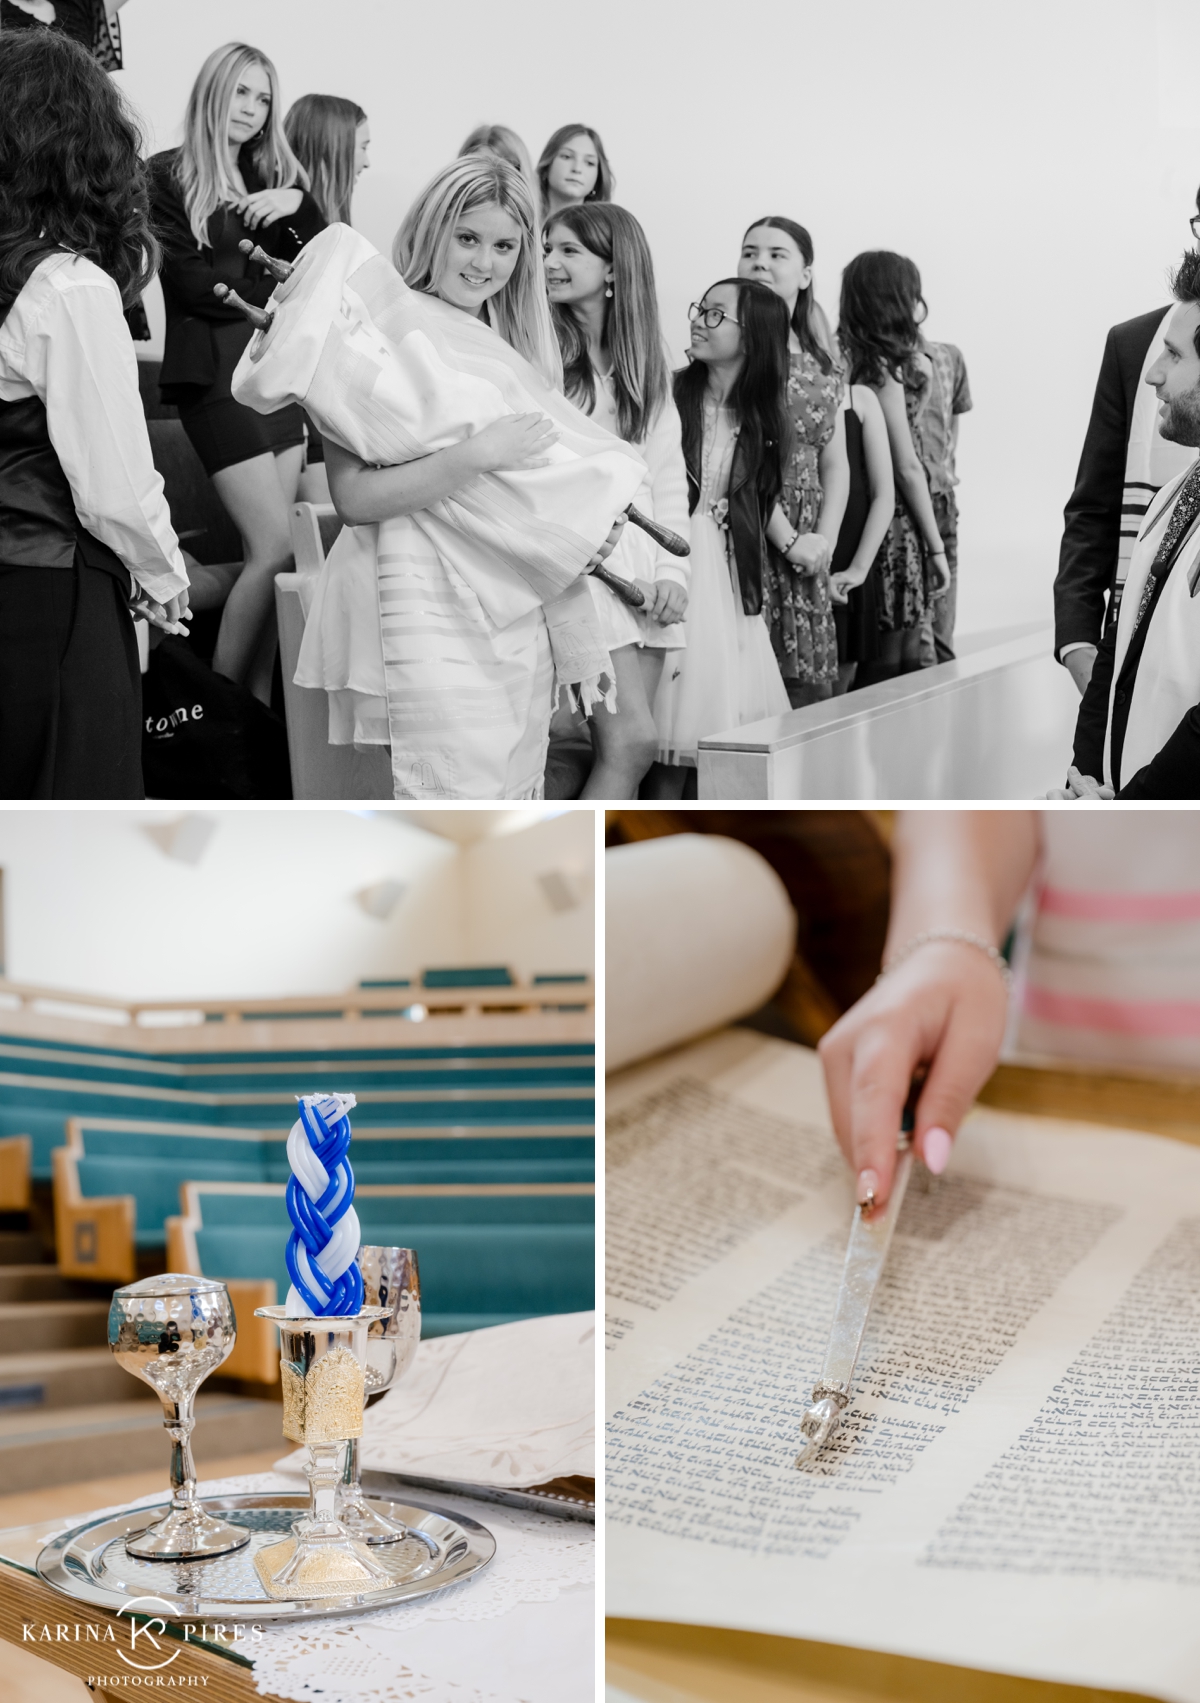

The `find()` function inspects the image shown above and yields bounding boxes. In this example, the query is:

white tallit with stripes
[1117,308,1196,596]
[1104,464,1200,788]
[230,224,649,798]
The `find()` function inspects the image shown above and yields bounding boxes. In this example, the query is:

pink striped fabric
[1023,982,1200,1038]
[1038,884,1200,923]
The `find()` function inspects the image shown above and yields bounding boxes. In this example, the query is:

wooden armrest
[52,1146,135,1283]
[0,1135,31,1212]
[223,1279,280,1384]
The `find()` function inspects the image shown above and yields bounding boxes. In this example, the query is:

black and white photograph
[8,2,1200,1703]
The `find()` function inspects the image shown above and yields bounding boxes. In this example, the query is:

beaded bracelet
[877,929,1013,992]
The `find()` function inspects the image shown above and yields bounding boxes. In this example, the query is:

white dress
[583,373,690,654]
[654,400,789,766]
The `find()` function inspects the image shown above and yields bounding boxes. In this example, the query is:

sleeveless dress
[654,399,789,766]
[877,370,933,633]
[1011,812,1200,1072]
[763,347,844,686]
[830,391,882,666]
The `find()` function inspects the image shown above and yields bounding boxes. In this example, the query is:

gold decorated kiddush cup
[337,1246,421,1544]
[254,1304,392,1598]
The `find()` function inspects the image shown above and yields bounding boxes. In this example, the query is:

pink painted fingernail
[856,1169,879,1208]
[923,1126,953,1175]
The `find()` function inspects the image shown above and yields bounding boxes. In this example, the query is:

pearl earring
[605,283,613,299]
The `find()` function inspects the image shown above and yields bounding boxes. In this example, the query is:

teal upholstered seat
[0,1030,593,1179]
[183,1184,594,1337]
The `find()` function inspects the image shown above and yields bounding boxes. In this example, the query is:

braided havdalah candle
[283,1093,364,1317]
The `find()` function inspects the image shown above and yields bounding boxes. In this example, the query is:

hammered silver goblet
[337,1246,421,1544]
[108,1273,250,1560]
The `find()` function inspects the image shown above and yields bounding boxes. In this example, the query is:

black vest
[0,392,126,580]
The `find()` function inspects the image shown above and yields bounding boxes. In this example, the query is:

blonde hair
[394,156,561,386]
[458,124,540,222]
[285,93,366,226]
[175,42,305,248]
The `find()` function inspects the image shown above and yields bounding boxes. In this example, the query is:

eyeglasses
[688,302,739,330]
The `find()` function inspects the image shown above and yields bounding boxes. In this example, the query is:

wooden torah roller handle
[237,239,294,282]
[212,282,272,330]
[590,562,646,609]
[624,504,689,557]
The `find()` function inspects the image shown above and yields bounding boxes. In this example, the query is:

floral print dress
[762,347,844,686]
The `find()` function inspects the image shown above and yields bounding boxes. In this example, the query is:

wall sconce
[538,869,585,913]
[143,815,218,865]
[356,879,408,920]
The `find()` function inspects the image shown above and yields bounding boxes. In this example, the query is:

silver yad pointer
[794,1104,918,1470]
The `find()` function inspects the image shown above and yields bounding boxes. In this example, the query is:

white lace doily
[48,1471,595,1703]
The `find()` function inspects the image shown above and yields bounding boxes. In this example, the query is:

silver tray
[36,1492,494,1623]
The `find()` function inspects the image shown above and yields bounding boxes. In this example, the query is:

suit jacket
[147,149,324,396]
[1054,307,1165,658]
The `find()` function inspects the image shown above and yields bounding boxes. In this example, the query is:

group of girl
[0,25,957,798]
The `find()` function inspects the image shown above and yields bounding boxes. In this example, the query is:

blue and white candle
[284,1093,364,1317]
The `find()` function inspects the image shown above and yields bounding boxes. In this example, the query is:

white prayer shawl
[1118,308,1196,592]
[231,225,649,797]
[1104,465,1200,788]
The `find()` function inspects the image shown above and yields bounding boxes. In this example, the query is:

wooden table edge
[0,1555,285,1702]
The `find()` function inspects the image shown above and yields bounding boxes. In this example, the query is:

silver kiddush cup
[253,1303,393,1597]
[338,1247,421,1544]
[108,1274,250,1561]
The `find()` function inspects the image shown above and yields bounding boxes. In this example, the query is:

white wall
[0,808,594,1001]
[463,810,596,982]
[113,0,1200,638]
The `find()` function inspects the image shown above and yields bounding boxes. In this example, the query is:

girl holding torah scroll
[233,155,643,799]
[545,202,689,798]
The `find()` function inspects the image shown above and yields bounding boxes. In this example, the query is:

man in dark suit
[1054,197,1200,695]
[1064,256,1200,799]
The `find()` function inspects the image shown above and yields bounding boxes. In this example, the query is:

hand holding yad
[795,1091,920,1469]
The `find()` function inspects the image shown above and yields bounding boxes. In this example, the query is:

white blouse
[589,371,690,589]
[0,252,188,604]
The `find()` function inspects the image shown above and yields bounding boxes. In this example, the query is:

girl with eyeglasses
[644,280,791,798]
[838,251,949,681]
[737,217,849,708]
[544,203,689,799]
[536,125,614,222]
[149,42,325,702]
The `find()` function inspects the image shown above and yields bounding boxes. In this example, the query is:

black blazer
[1054,306,1166,659]
[147,148,324,396]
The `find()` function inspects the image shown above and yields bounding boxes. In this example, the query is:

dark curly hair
[0,28,159,321]
[839,250,927,389]
[1170,250,1200,356]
